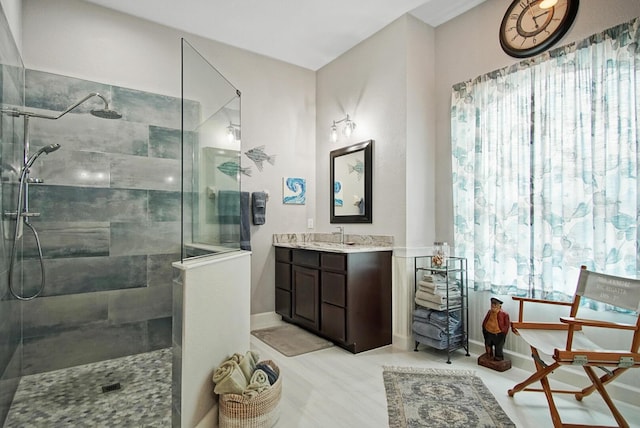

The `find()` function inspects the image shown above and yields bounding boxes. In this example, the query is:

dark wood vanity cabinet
[275,246,392,353]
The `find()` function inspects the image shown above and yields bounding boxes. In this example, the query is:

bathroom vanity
[273,239,392,353]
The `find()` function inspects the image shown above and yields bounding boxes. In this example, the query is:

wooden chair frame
[509,267,640,428]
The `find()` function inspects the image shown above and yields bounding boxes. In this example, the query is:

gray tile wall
[0,20,26,423]
[16,69,196,375]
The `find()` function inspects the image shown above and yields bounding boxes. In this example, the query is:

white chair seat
[517,328,603,357]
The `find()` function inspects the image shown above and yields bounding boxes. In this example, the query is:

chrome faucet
[335,226,344,244]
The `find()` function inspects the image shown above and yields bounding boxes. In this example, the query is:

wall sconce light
[226,122,241,142]
[330,114,356,142]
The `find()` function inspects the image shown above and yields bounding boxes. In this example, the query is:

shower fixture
[4,92,121,300]
[1,92,122,121]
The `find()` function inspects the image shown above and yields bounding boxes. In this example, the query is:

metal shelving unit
[413,255,469,363]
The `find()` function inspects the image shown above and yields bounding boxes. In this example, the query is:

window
[451,18,640,299]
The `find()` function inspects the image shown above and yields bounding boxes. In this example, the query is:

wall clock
[499,0,579,58]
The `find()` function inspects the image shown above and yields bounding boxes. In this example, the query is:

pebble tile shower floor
[4,348,171,427]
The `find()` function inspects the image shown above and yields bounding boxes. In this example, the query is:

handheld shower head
[25,144,61,169]
[41,143,61,154]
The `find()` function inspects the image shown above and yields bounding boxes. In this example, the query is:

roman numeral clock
[499,0,579,58]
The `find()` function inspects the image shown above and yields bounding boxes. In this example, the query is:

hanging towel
[218,190,240,244]
[252,191,267,225]
[240,191,251,250]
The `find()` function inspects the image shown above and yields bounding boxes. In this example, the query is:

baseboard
[392,333,414,351]
[250,312,285,331]
[194,404,217,428]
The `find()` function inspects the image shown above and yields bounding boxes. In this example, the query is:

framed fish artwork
[282,177,306,205]
[244,145,276,171]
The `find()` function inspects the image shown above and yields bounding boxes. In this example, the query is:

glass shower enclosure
[181,39,242,261]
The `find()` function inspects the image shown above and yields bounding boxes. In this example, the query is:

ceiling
[83,0,486,70]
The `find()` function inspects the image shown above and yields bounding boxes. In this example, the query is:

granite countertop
[273,233,393,253]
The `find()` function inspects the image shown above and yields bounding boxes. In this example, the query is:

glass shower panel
[0,4,24,424]
[181,39,242,261]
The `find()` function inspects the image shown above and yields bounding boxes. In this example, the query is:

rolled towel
[243,369,271,398]
[232,351,260,382]
[255,361,278,385]
[212,360,248,395]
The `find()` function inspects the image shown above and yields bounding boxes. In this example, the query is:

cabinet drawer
[321,253,346,271]
[292,249,320,267]
[275,262,291,291]
[321,303,346,342]
[322,271,346,307]
[275,247,291,262]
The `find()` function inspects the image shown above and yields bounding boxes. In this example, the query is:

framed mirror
[330,140,373,223]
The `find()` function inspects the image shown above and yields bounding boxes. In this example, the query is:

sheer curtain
[451,18,640,298]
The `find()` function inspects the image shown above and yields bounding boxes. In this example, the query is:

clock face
[499,0,579,58]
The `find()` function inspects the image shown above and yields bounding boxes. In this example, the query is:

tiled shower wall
[0,42,25,427]
[15,69,195,375]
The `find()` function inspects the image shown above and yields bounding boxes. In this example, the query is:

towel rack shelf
[413,255,469,363]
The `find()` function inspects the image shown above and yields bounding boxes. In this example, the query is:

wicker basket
[218,360,282,428]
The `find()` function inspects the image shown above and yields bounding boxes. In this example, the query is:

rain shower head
[1,92,122,121]
[90,108,122,119]
[90,93,122,119]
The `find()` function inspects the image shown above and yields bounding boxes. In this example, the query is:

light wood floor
[250,336,640,428]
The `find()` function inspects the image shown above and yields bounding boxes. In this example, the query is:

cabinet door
[292,265,320,330]
[275,261,292,319]
[275,261,291,291]
[321,303,346,342]
[275,289,291,319]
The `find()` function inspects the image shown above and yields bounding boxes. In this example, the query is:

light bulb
[227,126,235,143]
[539,0,558,9]
[330,122,338,142]
[343,120,356,138]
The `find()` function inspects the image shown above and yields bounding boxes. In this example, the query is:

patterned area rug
[383,366,515,428]
[251,323,333,357]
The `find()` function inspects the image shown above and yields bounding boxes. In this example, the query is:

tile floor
[3,337,640,428]
[4,348,171,427]
[250,336,640,428]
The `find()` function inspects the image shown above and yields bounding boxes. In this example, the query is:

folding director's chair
[509,266,640,428]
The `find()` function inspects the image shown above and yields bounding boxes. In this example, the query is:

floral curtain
[451,18,640,298]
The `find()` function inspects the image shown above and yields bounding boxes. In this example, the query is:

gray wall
[18,69,184,374]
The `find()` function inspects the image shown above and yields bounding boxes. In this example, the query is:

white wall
[21,0,316,315]
[316,15,436,249]
[1,0,21,52]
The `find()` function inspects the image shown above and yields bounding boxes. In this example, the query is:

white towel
[230,350,260,382]
[212,360,248,395]
[416,290,461,305]
[243,369,271,398]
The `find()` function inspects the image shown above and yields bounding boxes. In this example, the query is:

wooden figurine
[478,297,512,371]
